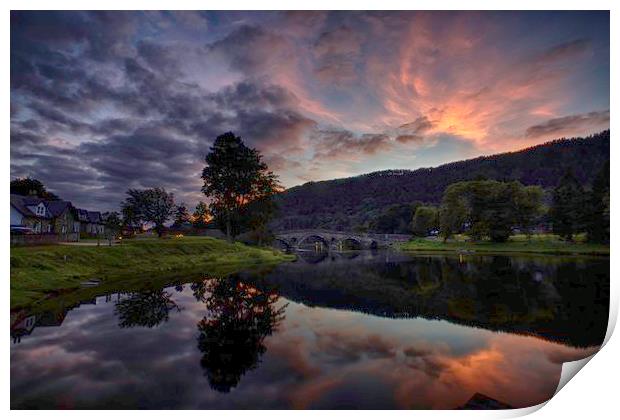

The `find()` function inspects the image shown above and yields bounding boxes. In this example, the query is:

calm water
[11,251,609,409]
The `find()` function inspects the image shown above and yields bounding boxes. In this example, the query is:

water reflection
[115,290,181,328]
[10,251,609,409]
[247,252,609,347]
[196,276,286,392]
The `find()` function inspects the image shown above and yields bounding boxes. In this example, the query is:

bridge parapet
[273,229,411,250]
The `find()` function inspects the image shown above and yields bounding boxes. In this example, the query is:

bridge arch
[272,238,291,251]
[297,234,330,250]
[342,237,363,250]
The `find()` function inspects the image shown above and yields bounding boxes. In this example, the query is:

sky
[10,11,610,211]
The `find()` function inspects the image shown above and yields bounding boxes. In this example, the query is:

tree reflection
[114,289,180,328]
[190,279,211,302]
[196,276,286,392]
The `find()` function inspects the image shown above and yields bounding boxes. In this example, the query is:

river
[10,250,609,409]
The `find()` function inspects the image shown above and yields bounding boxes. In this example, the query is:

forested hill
[271,130,610,232]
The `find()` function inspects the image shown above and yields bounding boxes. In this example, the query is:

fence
[11,233,79,246]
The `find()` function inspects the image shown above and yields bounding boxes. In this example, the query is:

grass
[10,236,295,311]
[398,234,609,256]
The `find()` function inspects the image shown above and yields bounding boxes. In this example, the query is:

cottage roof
[10,194,35,217]
[11,195,53,218]
[43,200,72,217]
[11,194,73,219]
[76,208,90,222]
[87,211,102,224]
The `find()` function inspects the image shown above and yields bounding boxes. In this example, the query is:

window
[36,204,46,216]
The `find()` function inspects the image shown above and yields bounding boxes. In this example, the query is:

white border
[3,2,617,420]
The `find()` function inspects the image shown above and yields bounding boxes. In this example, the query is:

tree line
[408,161,609,243]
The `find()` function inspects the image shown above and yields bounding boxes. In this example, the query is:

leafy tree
[439,180,544,242]
[121,200,142,234]
[550,170,586,241]
[238,195,278,246]
[584,161,610,243]
[370,202,422,234]
[439,183,469,241]
[173,203,191,227]
[103,211,122,244]
[485,182,519,242]
[10,177,59,199]
[201,132,280,241]
[411,206,439,237]
[192,201,211,229]
[121,188,175,237]
[514,185,544,237]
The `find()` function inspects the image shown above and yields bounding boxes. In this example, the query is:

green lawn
[10,236,294,310]
[398,234,609,256]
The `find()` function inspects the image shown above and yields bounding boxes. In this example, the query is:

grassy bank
[10,236,294,310]
[398,234,609,256]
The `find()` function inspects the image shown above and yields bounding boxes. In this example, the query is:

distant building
[10,194,79,240]
[79,210,105,236]
[10,194,106,243]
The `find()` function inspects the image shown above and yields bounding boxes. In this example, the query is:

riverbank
[10,236,295,310]
[398,234,609,256]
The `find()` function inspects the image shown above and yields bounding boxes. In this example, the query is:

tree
[439,180,544,242]
[439,182,473,241]
[371,202,422,234]
[550,170,586,241]
[201,132,281,241]
[514,185,544,237]
[411,206,439,237]
[192,201,211,229]
[584,161,609,243]
[10,177,59,199]
[103,211,122,244]
[120,188,175,237]
[121,199,142,234]
[172,203,191,228]
[238,195,278,246]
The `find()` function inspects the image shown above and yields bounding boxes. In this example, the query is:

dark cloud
[214,81,297,111]
[524,110,609,139]
[313,129,390,160]
[536,38,591,65]
[395,116,434,143]
[313,26,362,84]
[207,25,293,74]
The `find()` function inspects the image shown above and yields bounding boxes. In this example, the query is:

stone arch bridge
[273,229,411,251]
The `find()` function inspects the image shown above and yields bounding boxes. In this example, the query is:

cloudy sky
[10,11,609,211]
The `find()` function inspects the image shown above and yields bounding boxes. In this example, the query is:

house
[11,194,52,233]
[10,194,79,241]
[75,208,105,236]
[89,211,105,236]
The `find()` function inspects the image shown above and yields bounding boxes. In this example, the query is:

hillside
[271,130,610,232]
